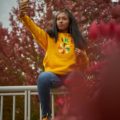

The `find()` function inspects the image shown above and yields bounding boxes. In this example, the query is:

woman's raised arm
[18,0,48,51]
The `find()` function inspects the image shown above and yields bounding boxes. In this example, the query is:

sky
[0,0,17,28]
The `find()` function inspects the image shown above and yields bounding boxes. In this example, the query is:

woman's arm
[19,0,48,51]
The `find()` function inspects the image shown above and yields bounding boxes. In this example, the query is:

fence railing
[0,86,67,120]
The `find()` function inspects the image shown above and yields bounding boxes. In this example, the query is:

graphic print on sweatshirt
[58,37,71,54]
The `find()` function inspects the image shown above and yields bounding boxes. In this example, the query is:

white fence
[0,86,67,120]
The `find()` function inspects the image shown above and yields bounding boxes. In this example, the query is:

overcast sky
[0,0,17,28]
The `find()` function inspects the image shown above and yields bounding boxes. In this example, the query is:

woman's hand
[75,48,86,57]
[75,48,89,70]
[19,0,29,17]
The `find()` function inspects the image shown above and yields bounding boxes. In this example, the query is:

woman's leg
[37,72,63,118]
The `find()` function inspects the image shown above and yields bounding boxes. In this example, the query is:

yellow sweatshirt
[20,15,89,75]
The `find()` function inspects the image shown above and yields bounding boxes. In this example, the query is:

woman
[19,0,89,120]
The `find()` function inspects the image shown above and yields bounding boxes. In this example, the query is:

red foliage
[54,3,120,120]
[88,21,100,40]
[1,1,120,119]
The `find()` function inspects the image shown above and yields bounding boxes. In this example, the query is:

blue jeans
[37,72,65,118]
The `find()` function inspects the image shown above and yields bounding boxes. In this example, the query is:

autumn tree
[0,1,46,85]
[0,0,115,119]
[0,0,113,86]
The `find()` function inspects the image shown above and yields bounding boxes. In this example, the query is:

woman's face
[56,12,70,32]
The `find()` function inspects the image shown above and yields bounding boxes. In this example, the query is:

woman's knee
[37,72,54,86]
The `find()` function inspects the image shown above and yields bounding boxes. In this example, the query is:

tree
[0,0,113,86]
[0,1,46,85]
[0,0,115,119]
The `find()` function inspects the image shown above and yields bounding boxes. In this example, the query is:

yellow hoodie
[20,15,88,75]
